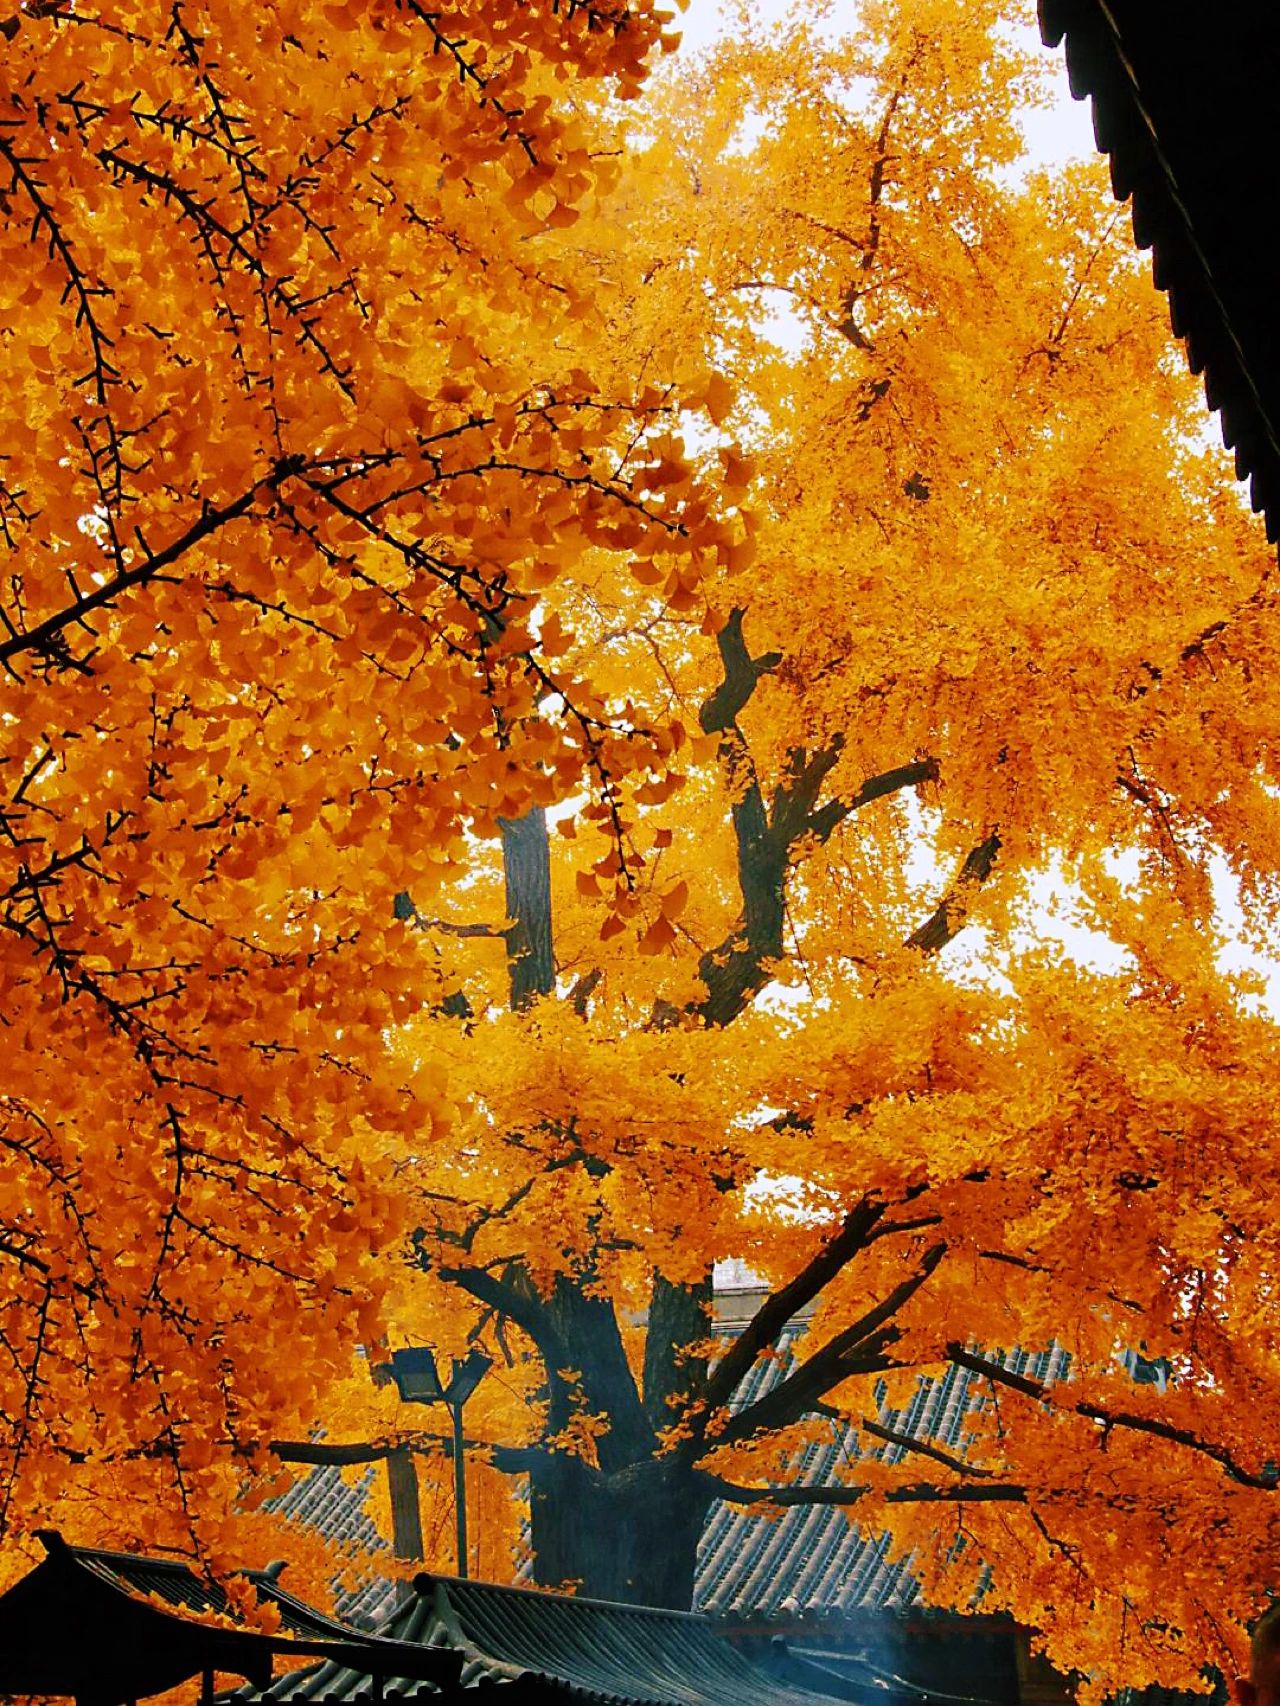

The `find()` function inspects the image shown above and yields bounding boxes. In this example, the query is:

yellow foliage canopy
[6,2,1280,1702]
[0,0,728,1565]
[339,7,1280,1698]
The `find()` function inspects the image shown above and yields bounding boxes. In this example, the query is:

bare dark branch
[698,607,782,735]
[698,1198,886,1425]
[709,1242,947,1448]
[907,832,1001,954]
[948,1343,1280,1491]
[703,1473,1025,1508]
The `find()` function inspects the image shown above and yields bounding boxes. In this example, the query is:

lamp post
[389,1346,492,1579]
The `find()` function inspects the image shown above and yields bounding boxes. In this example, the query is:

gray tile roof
[264,1459,394,1630]
[230,1572,852,1706]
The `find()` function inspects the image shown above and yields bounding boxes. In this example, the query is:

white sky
[673,0,1099,174]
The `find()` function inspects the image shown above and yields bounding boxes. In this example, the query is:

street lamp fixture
[388,1346,492,1579]
[386,1347,445,1405]
[444,1349,492,1408]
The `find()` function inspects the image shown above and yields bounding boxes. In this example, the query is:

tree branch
[695,630,943,1025]
[808,756,939,844]
[270,1434,453,1466]
[907,832,1001,954]
[698,1198,886,1424]
[768,741,846,846]
[643,1271,713,1432]
[690,611,787,1024]
[500,808,555,1010]
[0,462,298,673]
[947,1345,1048,1400]
[702,1474,1025,1508]
[709,1242,947,1448]
[861,1417,991,1478]
[428,1255,575,1383]
[268,1434,547,1476]
[697,608,782,734]
[697,752,946,1024]
[947,1343,1280,1491]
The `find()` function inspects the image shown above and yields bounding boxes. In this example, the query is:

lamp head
[446,1349,493,1407]
[388,1346,445,1405]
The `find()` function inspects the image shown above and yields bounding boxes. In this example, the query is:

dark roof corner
[1037,0,1280,545]
[0,1540,462,1705]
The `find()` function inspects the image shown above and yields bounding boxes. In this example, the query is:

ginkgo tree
[8,0,1280,1698]
[0,0,744,1568]
[270,4,1280,1697]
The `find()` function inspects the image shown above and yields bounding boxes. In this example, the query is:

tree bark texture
[528,1451,713,1608]
[386,1444,424,1563]
[499,808,555,1007]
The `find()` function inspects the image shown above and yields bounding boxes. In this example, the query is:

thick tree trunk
[386,1444,425,1563]
[528,1452,713,1608]
[494,804,715,1607]
[499,807,554,1007]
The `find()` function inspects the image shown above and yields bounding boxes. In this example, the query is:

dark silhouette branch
[698,1197,886,1426]
[808,756,938,843]
[269,1434,546,1475]
[861,1417,991,1478]
[270,1435,452,1466]
[698,607,782,735]
[907,832,1001,953]
[948,1343,1280,1491]
[703,1474,1025,1508]
[947,1345,1048,1400]
[695,623,938,1026]
[708,1242,947,1448]
[0,464,297,674]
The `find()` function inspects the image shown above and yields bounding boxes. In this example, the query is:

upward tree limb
[414,794,654,1467]
[429,1256,575,1387]
[833,58,916,348]
[694,624,784,1025]
[697,1197,887,1426]
[698,608,782,735]
[695,615,941,1026]
[907,833,1001,954]
[706,1242,947,1449]
[432,1249,655,1465]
